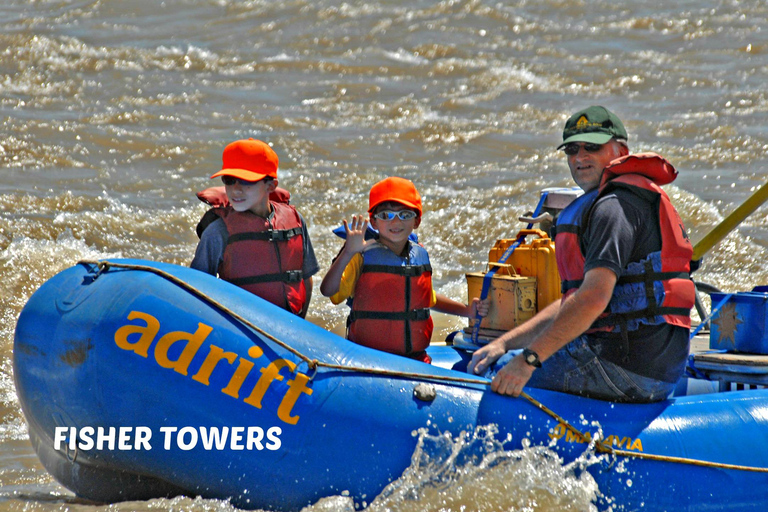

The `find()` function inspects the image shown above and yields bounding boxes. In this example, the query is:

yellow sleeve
[329,253,364,305]
[430,289,437,308]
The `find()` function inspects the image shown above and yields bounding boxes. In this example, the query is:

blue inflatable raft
[13,259,768,511]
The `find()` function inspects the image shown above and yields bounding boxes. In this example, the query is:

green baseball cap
[557,106,628,149]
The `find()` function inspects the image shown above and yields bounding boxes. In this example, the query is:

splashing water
[359,425,601,512]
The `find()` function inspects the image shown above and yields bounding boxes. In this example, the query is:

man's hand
[467,340,506,376]
[480,267,617,397]
[489,353,535,397]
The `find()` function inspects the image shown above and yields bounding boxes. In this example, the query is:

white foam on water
[382,48,431,66]
[349,425,599,512]
[0,230,122,443]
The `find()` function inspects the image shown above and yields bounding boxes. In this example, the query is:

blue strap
[689,293,733,340]
[685,353,711,380]
[470,192,549,344]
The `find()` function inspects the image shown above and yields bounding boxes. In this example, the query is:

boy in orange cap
[191,139,319,317]
[321,176,487,363]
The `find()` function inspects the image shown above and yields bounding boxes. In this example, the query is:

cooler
[710,287,768,354]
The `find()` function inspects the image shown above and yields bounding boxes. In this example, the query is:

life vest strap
[562,272,690,293]
[562,279,582,293]
[227,270,304,286]
[361,264,432,276]
[349,308,431,322]
[228,227,303,243]
[551,223,578,236]
[616,271,690,284]
[591,306,692,329]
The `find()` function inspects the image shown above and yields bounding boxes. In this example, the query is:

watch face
[523,349,541,367]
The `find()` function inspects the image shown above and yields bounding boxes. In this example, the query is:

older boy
[191,138,319,318]
[321,176,486,363]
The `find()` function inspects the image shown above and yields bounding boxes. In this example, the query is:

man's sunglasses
[372,210,418,221]
[562,142,604,156]
[222,176,259,186]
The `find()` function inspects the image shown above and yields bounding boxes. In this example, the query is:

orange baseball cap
[210,139,278,182]
[368,176,422,215]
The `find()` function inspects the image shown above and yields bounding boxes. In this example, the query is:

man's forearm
[528,267,616,362]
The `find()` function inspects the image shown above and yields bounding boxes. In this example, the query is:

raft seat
[687,351,768,392]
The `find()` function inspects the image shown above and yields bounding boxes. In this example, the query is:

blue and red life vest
[554,153,695,334]
[347,241,434,361]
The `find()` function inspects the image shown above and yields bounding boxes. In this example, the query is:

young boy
[321,176,487,363]
[191,138,319,318]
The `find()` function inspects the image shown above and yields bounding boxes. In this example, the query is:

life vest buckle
[407,308,431,321]
[400,265,428,277]
[283,270,303,283]
[268,229,289,241]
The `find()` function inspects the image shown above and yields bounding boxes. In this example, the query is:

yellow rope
[79,259,768,473]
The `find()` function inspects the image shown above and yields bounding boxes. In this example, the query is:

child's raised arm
[320,215,370,297]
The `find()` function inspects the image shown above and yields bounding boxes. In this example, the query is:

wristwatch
[522,348,542,368]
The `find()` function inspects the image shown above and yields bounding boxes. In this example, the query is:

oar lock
[517,212,552,225]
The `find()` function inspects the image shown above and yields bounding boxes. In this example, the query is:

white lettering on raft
[53,426,282,451]
[54,426,152,451]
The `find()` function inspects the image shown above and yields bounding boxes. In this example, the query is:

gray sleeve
[299,214,321,278]
[190,218,228,276]
[583,189,659,278]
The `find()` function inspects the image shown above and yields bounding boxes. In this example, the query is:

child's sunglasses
[372,210,418,221]
[221,176,258,186]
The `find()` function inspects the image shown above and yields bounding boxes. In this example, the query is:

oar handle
[692,181,768,261]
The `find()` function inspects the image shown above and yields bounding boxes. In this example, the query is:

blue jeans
[485,336,676,403]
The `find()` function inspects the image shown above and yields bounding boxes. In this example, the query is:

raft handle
[413,383,436,402]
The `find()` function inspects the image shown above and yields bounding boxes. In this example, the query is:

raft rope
[79,259,768,474]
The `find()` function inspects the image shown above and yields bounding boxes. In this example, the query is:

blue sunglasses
[372,210,418,221]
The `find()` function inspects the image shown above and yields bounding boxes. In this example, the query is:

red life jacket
[348,241,434,361]
[554,153,695,333]
[215,202,307,315]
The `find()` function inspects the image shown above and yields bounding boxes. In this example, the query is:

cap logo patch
[574,115,602,132]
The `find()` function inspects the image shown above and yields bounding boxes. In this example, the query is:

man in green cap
[469,106,695,403]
